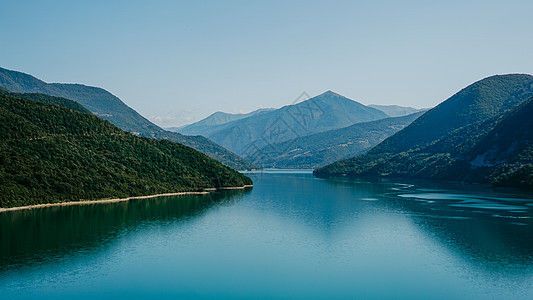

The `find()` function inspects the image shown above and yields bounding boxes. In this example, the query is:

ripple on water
[398,193,468,200]
[449,203,528,211]
[397,192,532,214]
[425,215,472,220]
[510,222,529,226]
[492,214,532,219]
[360,198,379,201]
[415,189,447,192]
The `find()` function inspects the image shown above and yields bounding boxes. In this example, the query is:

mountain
[177,108,275,136]
[368,104,427,117]
[178,91,389,156]
[0,67,256,170]
[0,93,252,208]
[370,74,533,154]
[314,74,533,188]
[248,111,424,169]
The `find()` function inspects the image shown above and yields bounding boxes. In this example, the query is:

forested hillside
[0,94,251,208]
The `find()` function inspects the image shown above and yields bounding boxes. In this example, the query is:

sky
[1,0,532,127]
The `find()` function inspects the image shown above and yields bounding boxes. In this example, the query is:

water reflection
[2,172,533,298]
[379,182,533,273]
[252,173,533,274]
[327,177,533,273]
[245,172,394,234]
[0,189,250,272]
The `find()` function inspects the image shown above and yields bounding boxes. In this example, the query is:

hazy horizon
[2,1,532,127]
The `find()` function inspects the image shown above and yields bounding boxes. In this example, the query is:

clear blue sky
[1,0,532,127]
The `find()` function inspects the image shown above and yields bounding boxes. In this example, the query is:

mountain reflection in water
[1,171,532,299]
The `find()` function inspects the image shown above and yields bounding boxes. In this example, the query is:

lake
[1,170,533,299]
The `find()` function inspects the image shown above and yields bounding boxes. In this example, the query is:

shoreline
[219,184,254,190]
[0,185,253,213]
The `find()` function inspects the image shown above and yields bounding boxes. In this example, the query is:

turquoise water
[1,170,533,299]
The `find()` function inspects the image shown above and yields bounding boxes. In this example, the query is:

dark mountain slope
[315,74,533,188]
[0,94,252,208]
[465,97,533,187]
[0,67,256,170]
[468,98,533,166]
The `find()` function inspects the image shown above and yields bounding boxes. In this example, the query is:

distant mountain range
[0,92,251,208]
[175,91,392,155]
[250,111,425,169]
[175,91,426,168]
[315,74,533,188]
[178,108,275,136]
[368,104,427,117]
[0,67,256,170]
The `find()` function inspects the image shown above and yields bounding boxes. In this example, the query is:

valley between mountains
[1,67,532,209]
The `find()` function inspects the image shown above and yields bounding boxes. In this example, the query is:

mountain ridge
[0,67,256,170]
[314,74,533,188]
[178,108,275,136]
[178,90,389,155]
[369,74,533,154]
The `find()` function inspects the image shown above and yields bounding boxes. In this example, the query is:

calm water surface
[1,170,533,299]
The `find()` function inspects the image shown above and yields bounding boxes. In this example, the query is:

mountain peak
[309,91,357,105]
[318,90,343,98]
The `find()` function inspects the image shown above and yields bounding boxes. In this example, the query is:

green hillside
[315,74,533,188]
[0,67,256,170]
[371,74,533,154]
[0,94,252,208]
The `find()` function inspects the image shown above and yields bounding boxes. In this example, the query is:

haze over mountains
[0,67,255,170]
[178,108,276,136]
[315,74,533,188]
[368,105,426,117]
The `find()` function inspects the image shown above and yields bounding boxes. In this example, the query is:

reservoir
[1,170,532,299]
